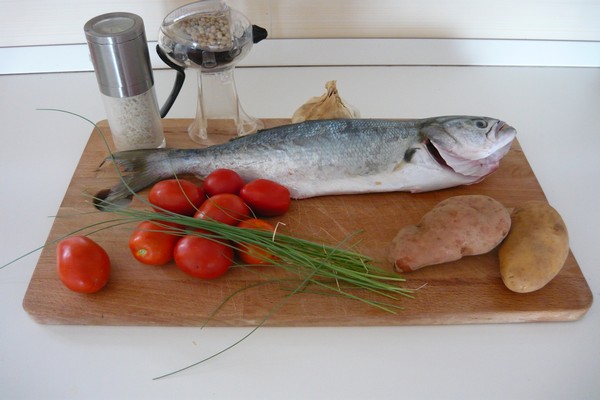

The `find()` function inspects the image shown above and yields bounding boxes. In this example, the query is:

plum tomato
[236,218,278,265]
[203,168,245,196]
[148,179,205,216]
[56,236,111,293]
[128,221,180,266]
[240,179,291,217]
[174,234,234,279]
[194,193,250,225]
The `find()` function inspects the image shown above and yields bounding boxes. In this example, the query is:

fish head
[420,116,517,178]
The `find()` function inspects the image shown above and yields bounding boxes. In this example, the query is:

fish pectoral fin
[394,147,420,171]
[393,161,406,172]
[404,147,419,163]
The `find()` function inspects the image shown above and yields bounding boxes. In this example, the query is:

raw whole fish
[97,116,516,208]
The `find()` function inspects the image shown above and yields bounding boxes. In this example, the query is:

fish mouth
[493,121,517,144]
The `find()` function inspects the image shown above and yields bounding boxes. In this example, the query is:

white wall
[1,0,599,47]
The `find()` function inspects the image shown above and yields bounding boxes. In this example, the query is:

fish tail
[95,149,176,210]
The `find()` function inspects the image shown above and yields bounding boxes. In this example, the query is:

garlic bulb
[291,80,360,123]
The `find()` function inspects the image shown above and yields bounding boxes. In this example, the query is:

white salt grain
[102,89,165,151]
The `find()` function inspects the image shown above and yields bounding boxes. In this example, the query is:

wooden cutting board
[23,119,593,326]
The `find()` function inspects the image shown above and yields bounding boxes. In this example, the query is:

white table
[1,48,599,399]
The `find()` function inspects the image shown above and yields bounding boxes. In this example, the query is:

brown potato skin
[499,201,569,293]
[388,195,511,272]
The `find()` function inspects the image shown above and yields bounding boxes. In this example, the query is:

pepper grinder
[157,0,267,143]
[85,12,165,151]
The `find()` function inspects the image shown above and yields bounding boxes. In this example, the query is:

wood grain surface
[22,119,593,326]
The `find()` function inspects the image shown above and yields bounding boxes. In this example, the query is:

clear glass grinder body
[158,0,264,142]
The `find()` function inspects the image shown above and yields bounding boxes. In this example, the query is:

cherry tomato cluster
[129,169,291,280]
[56,169,291,293]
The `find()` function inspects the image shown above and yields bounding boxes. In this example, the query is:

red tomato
[128,221,180,266]
[148,179,205,216]
[56,236,111,293]
[194,193,250,225]
[174,234,233,279]
[240,179,291,217]
[203,168,245,196]
[236,218,278,265]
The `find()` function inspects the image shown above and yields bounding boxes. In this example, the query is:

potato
[388,195,511,272]
[499,201,569,293]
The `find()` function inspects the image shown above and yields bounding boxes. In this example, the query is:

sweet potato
[388,195,511,272]
[498,201,569,293]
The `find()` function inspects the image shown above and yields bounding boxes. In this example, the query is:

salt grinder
[85,12,165,151]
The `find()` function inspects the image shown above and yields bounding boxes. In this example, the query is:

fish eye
[475,119,488,129]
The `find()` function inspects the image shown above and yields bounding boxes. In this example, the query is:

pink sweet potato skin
[388,195,511,272]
